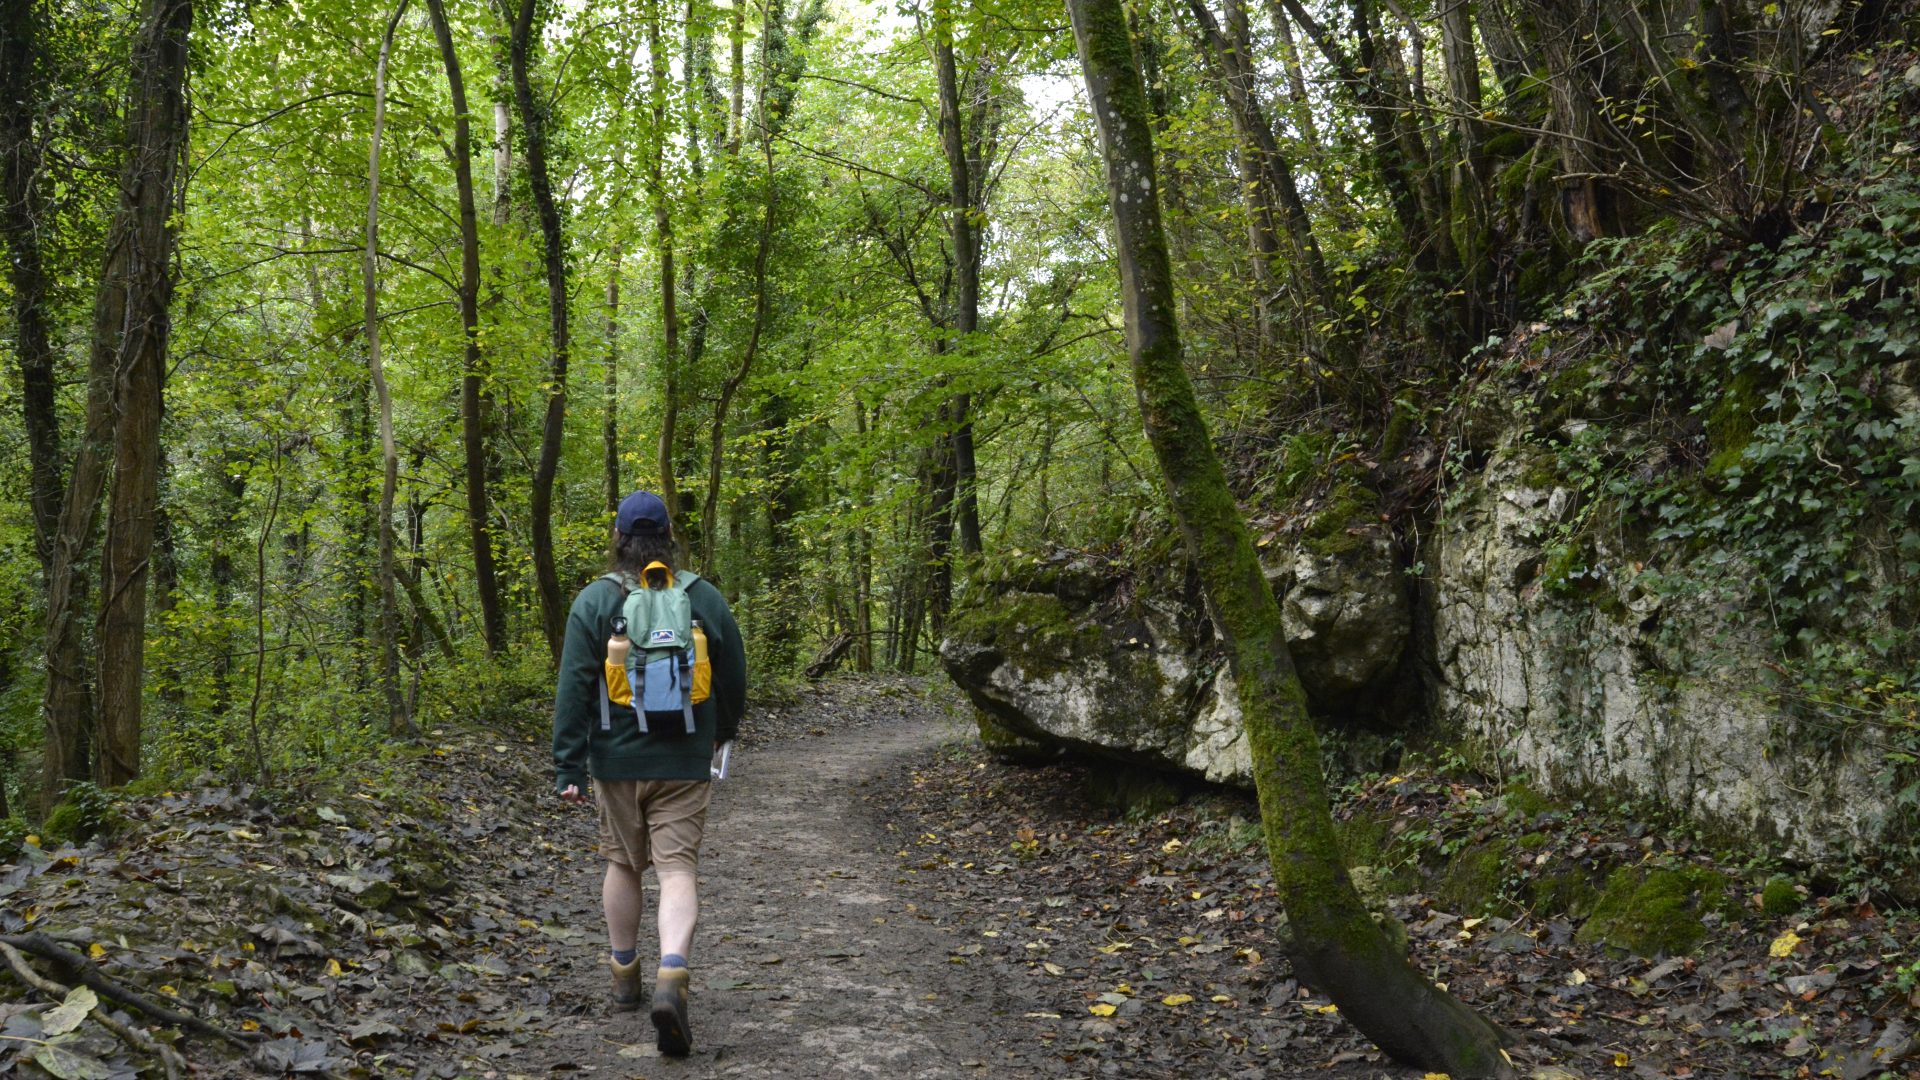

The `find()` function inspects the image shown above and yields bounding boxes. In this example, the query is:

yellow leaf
[160,985,176,996]
[1314,1003,1339,1014]
[1088,1003,1117,1017]
[241,1019,261,1032]
[1162,994,1194,1006]
[1612,1051,1631,1067]
[1769,930,1802,958]
[1161,839,1182,853]
[88,943,106,960]
[1461,917,1485,931]
[1042,962,1065,976]
[1425,1074,1452,1079]
[1096,941,1132,954]
[1210,994,1232,1003]
[325,958,344,977]
[24,834,40,848]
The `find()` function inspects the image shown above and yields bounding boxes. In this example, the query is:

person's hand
[559,783,588,803]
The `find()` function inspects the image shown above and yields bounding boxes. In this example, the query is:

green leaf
[40,986,98,1038]
[33,1040,115,1080]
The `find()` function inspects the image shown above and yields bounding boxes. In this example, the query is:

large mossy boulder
[940,535,1415,787]
[1575,865,1732,958]
[941,549,1251,782]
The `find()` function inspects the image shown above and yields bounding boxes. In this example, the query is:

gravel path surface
[508,695,1008,1077]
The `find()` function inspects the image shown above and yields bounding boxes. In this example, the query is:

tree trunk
[0,0,62,569]
[647,0,682,548]
[427,0,507,656]
[852,402,874,673]
[1185,0,1328,306]
[1264,1,1320,147]
[365,0,414,737]
[728,0,746,152]
[1439,0,1492,340]
[209,454,245,715]
[511,0,572,661]
[922,390,959,638]
[700,139,776,575]
[605,244,622,512]
[90,0,194,789]
[930,0,982,557]
[1065,0,1511,1071]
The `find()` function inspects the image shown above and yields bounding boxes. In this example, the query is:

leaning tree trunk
[511,0,571,661]
[91,0,194,789]
[365,0,413,737]
[427,0,507,656]
[1065,0,1511,1071]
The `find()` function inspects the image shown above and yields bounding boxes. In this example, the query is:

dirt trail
[512,709,1005,1077]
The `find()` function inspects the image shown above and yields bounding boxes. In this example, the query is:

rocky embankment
[941,478,1904,884]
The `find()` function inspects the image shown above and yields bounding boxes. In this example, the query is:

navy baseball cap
[616,490,672,535]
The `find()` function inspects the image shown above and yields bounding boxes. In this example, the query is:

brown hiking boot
[609,956,644,1012]
[650,966,691,1056]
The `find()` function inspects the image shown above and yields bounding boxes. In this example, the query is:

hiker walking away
[552,490,747,1056]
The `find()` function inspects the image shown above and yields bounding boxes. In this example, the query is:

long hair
[611,528,675,579]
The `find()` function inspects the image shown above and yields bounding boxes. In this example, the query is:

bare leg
[603,862,644,953]
[655,868,698,960]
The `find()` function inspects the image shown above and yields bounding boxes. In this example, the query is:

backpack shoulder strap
[600,572,632,595]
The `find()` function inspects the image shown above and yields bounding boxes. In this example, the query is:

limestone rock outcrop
[940,531,1412,786]
[1432,448,1890,863]
[941,448,1902,870]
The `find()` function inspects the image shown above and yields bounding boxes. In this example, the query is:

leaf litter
[864,741,1920,1079]
[0,677,1914,1078]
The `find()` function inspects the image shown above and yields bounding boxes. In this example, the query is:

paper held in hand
[711,742,732,780]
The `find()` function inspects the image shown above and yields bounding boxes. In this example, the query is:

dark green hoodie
[552,573,747,792]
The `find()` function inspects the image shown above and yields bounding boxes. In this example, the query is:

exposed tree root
[0,932,259,1047]
[0,939,186,1080]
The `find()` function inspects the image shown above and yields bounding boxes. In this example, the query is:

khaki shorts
[595,779,712,873]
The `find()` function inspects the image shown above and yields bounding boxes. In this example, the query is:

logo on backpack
[600,562,713,735]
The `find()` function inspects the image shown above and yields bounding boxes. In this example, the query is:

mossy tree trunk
[1065,0,1511,1071]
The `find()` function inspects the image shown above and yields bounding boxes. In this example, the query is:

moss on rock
[1760,875,1801,917]
[1502,780,1552,820]
[1434,840,1515,916]
[975,710,1057,765]
[1083,764,1182,817]
[1576,864,1730,957]
[1299,483,1378,558]
[1527,862,1603,918]
[1334,808,1396,866]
